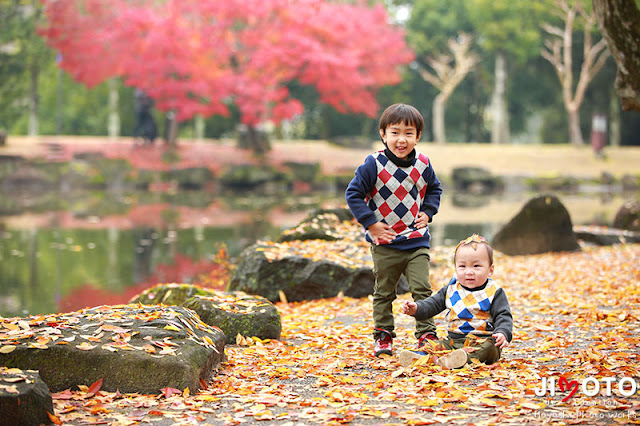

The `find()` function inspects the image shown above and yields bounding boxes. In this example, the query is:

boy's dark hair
[378,103,424,140]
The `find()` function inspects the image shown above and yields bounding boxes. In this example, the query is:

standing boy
[345,103,443,357]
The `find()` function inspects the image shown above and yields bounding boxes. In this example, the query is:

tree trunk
[194,115,205,141]
[432,92,446,144]
[108,78,120,140]
[28,63,39,137]
[609,88,620,147]
[568,105,584,145]
[593,0,640,111]
[490,52,510,144]
[167,112,179,148]
[237,124,270,154]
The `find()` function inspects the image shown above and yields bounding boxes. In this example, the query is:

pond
[0,187,630,317]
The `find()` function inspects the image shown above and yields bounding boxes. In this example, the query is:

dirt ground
[3,135,640,179]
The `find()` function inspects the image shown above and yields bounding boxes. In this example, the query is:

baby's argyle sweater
[413,277,514,342]
[446,278,499,335]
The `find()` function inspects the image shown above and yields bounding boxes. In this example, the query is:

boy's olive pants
[371,244,436,339]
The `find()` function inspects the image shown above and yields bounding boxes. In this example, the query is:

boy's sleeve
[345,155,378,230]
[490,288,513,342]
[413,284,448,320]
[420,159,443,222]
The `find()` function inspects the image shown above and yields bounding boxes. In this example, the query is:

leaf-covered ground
[45,243,640,425]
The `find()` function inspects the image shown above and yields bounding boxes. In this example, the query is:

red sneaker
[374,331,393,357]
[418,331,437,349]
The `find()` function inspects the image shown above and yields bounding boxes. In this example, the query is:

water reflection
[0,189,631,317]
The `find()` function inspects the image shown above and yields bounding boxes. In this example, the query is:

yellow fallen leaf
[391,368,405,378]
[0,345,16,354]
[76,342,96,351]
[164,325,180,332]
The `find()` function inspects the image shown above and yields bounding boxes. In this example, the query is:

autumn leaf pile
[34,244,640,424]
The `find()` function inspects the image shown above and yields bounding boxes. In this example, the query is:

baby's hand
[401,300,417,316]
[493,332,509,348]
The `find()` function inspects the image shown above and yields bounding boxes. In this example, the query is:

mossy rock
[279,207,355,242]
[0,368,53,425]
[129,283,218,306]
[613,201,640,232]
[0,305,225,394]
[183,292,281,340]
[167,167,214,189]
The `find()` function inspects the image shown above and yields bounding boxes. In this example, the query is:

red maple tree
[39,0,414,147]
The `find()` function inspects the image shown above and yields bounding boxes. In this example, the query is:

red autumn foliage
[39,0,413,124]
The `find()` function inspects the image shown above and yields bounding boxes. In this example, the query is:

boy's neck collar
[384,147,416,167]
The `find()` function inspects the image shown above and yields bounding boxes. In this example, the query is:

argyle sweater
[413,278,513,342]
[345,149,442,251]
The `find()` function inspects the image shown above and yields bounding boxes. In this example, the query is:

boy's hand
[400,300,417,316]
[493,332,509,348]
[368,222,396,245]
[414,212,430,229]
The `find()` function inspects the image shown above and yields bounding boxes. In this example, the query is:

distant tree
[466,0,551,144]
[39,0,413,151]
[1,0,50,136]
[593,0,640,112]
[541,0,610,145]
[417,33,479,144]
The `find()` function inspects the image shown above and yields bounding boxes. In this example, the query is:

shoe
[435,348,468,369]
[418,331,437,348]
[398,350,427,367]
[373,330,393,357]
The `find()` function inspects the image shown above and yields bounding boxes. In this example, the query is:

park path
[4,135,640,178]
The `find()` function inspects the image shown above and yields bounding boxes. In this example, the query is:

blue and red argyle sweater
[345,149,443,251]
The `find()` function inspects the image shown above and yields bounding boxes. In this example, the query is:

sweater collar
[384,147,416,167]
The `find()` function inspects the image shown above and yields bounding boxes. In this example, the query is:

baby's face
[454,244,494,289]
[379,121,420,160]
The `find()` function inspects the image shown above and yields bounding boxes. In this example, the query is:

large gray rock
[228,243,376,303]
[0,368,53,425]
[492,194,580,255]
[0,305,225,394]
[183,292,281,340]
[613,201,640,232]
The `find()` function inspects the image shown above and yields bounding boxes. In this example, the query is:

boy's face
[380,121,421,160]
[454,244,494,289]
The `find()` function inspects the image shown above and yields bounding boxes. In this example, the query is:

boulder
[130,284,282,340]
[0,305,225,394]
[219,164,283,189]
[279,208,355,242]
[0,368,53,425]
[129,283,218,305]
[228,243,376,303]
[492,194,580,255]
[451,166,503,194]
[613,201,640,232]
[183,292,281,340]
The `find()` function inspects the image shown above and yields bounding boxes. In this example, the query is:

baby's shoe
[397,350,426,367]
[435,348,468,369]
